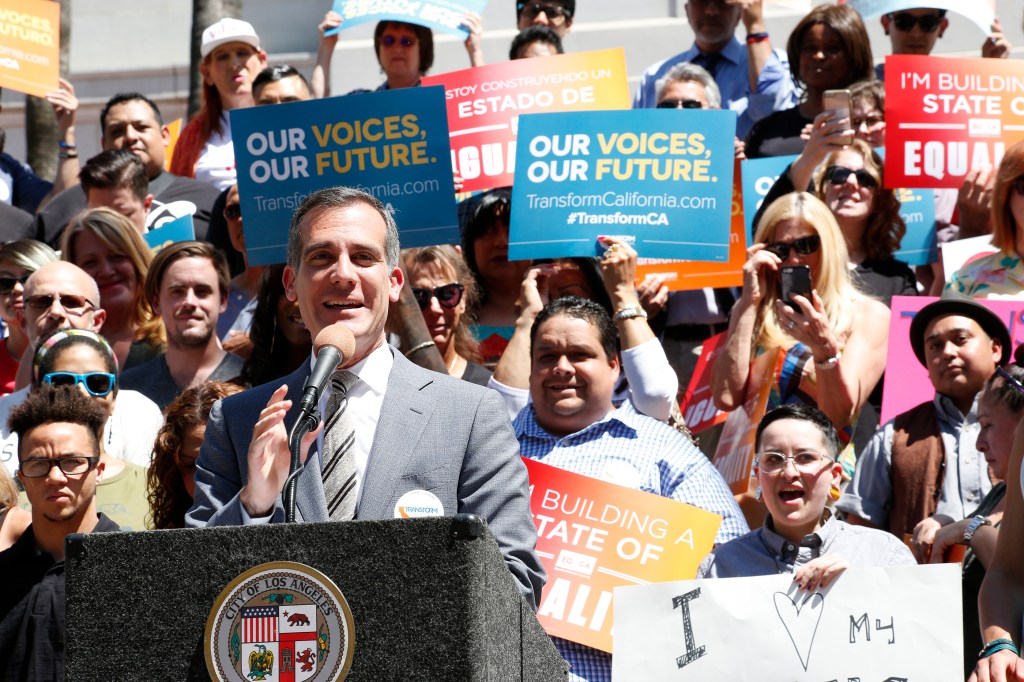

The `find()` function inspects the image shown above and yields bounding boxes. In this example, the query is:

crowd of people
[0,1,1023,680]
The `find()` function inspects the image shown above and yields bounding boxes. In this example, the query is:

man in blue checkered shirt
[514,297,748,682]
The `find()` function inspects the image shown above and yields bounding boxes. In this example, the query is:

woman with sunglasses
[948,140,1024,300]
[147,381,242,529]
[61,208,165,371]
[402,246,491,386]
[711,192,889,454]
[0,240,58,395]
[20,329,163,530]
[698,404,913,580]
[239,265,312,388]
[744,4,874,159]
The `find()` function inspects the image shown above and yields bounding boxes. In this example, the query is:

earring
[755,486,762,501]
[829,484,841,502]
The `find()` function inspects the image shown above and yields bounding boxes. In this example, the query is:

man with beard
[120,241,242,409]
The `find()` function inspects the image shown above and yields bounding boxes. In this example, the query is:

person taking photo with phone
[711,192,889,473]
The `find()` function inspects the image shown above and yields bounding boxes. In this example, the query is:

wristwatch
[961,515,991,546]
[613,304,648,322]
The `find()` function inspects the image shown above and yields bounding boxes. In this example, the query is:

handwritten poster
[881,295,1023,423]
[845,0,995,34]
[230,86,457,265]
[422,49,630,193]
[327,0,487,39]
[634,161,746,291]
[509,109,735,261]
[0,0,59,98]
[885,55,1024,189]
[523,457,722,653]
[613,564,962,680]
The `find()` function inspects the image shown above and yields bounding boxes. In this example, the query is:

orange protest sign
[524,457,722,653]
[712,348,778,495]
[163,118,182,172]
[0,0,59,98]
[634,160,745,290]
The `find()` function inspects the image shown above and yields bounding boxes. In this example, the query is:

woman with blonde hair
[711,192,889,450]
[60,208,164,370]
[402,245,491,386]
[0,466,30,551]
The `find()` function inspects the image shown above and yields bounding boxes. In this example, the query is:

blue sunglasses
[43,371,117,397]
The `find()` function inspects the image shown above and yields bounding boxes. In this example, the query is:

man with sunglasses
[120,241,242,410]
[516,1,574,38]
[188,187,545,609]
[633,0,796,139]
[32,91,220,249]
[0,385,117,680]
[837,293,1008,554]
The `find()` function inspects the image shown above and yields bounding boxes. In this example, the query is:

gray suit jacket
[186,347,545,607]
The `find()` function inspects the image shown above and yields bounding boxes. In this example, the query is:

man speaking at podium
[187,187,545,608]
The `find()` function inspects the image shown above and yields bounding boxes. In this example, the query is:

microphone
[297,323,356,423]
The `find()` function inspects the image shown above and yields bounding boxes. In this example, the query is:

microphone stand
[283,396,320,524]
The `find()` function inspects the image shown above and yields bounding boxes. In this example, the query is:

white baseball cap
[201,18,261,58]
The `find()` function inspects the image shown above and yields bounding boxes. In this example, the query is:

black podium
[64,515,567,680]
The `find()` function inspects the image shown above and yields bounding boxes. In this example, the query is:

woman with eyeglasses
[61,208,165,371]
[147,381,242,529]
[0,240,58,395]
[744,4,874,159]
[947,140,1024,300]
[711,193,889,461]
[16,329,163,530]
[238,265,312,388]
[698,404,914,580]
[401,245,491,386]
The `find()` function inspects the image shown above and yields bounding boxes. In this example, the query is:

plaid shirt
[514,400,749,682]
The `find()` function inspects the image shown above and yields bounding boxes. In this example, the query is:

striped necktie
[321,370,358,521]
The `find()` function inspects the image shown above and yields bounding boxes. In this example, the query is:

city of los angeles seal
[205,562,354,681]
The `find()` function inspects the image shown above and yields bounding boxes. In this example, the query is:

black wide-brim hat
[909,290,1012,367]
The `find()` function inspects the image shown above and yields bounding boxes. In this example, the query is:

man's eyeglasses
[381,35,417,48]
[43,371,117,397]
[852,114,885,131]
[755,451,833,474]
[890,12,944,33]
[24,293,96,315]
[412,283,465,310]
[20,455,99,479]
[824,165,878,189]
[0,274,29,295]
[764,235,820,261]
[518,2,571,24]
[657,99,705,110]
[224,204,242,220]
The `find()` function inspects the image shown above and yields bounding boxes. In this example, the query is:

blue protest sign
[231,86,458,266]
[328,0,487,39]
[894,187,937,265]
[741,152,938,265]
[740,154,797,239]
[509,109,736,261]
[144,213,195,253]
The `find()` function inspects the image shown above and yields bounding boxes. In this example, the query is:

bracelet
[746,32,769,44]
[613,304,647,322]
[58,152,78,159]
[404,341,436,357]
[979,638,1020,659]
[57,140,77,149]
[814,350,842,370]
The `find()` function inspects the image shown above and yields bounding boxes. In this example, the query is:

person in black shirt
[0,385,118,681]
